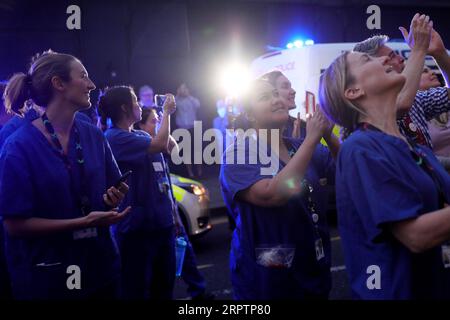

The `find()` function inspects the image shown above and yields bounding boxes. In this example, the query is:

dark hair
[3,50,78,115]
[133,107,155,130]
[260,70,284,87]
[239,78,273,114]
[97,85,135,127]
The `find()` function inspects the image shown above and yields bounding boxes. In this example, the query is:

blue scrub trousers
[178,225,206,298]
[116,226,175,299]
[0,223,12,300]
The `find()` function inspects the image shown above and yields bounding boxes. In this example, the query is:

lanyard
[357,122,446,208]
[41,113,91,215]
[286,140,322,236]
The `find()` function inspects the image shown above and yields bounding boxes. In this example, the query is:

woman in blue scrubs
[220,78,337,299]
[0,50,131,299]
[98,86,177,299]
[319,44,450,298]
[134,107,213,300]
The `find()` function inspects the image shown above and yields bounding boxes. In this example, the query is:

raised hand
[399,13,433,53]
[163,94,176,115]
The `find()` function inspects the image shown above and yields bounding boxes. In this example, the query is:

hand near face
[399,13,433,53]
[163,94,177,115]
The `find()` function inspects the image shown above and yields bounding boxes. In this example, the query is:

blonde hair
[3,50,78,115]
[319,51,367,140]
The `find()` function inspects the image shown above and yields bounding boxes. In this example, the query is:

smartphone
[114,170,132,188]
[305,91,316,115]
[154,94,166,108]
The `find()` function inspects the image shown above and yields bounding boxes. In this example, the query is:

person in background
[262,70,307,139]
[353,15,450,148]
[213,99,228,138]
[134,107,214,300]
[0,50,130,299]
[139,85,156,109]
[420,66,450,169]
[220,77,336,300]
[99,86,177,299]
[175,83,202,178]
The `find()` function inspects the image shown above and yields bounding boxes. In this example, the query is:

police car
[170,174,212,238]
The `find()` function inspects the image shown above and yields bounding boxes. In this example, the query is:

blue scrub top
[0,118,121,299]
[0,110,92,150]
[105,127,175,233]
[336,128,450,299]
[220,136,335,299]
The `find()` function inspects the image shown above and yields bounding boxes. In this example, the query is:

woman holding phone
[220,78,336,299]
[0,50,130,299]
[99,86,177,299]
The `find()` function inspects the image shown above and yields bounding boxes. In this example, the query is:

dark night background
[1,0,450,125]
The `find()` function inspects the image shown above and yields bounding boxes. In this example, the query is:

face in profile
[64,60,96,109]
[130,91,142,124]
[274,74,296,110]
[248,81,288,129]
[345,52,406,100]
[419,67,441,91]
[376,45,405,73]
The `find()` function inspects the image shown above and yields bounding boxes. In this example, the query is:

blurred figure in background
[139,85,156,110]
[421,67,450,169]
[175,83,202,178]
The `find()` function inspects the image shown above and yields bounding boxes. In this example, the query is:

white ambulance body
[250,42,440,119]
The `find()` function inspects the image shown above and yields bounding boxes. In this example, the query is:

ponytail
[3,73,32,115]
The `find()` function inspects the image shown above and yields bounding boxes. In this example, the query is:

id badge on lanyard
[442,243,450,268]
[73,227,98,240]
[315,238,325,261]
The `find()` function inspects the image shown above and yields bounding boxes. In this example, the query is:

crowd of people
[1,12,450,300]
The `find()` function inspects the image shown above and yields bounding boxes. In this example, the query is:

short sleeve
[220,142,270,202]
[105,130,151,164]
[0,145,35,218]
[338,147,422,242]
[415,87,450,120]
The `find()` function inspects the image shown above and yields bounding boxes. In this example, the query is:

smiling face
[345,52,406,100]
[247,80,289,129]
[376,45,405,73]
[419,67,441,90]
[274,74,296,110]
[64,60,96,109]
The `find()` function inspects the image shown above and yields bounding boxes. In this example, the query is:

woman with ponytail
[0,50,131,299]
[98,86,177,299]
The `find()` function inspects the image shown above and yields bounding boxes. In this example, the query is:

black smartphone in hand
[114,170,132,189]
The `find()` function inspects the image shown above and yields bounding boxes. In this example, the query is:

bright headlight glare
[191,184,205,196]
